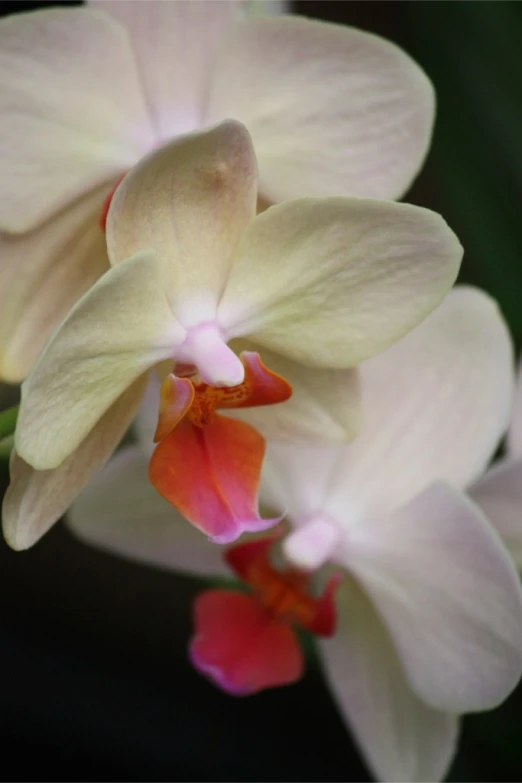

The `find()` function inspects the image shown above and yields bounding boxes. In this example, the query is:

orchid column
[4,121,461,551]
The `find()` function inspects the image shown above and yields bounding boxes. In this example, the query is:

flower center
[153,348,292,441]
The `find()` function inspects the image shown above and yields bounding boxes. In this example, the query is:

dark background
[2,1,522,780]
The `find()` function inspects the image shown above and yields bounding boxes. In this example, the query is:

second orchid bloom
[4,121,461,550]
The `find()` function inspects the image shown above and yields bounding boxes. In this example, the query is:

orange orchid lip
[148,351,292,543]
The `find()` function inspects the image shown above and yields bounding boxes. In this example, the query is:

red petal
[230,352,292,408]
[224,533,280,581]
[154,374,194,442]
[189,589,303,695]
[306,574,342,637]
[148,415,279,544]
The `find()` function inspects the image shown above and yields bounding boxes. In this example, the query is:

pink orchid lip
[188,537,342,696]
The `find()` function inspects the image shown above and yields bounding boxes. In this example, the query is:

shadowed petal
[68,445,226,578]
[470,457,522,569]
[0,7,154,232]
[3,375,147,550]
[0,186,110,382]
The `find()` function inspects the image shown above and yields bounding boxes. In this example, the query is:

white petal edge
[0,185,110,382]
[343,482,522,713]
[2,376,147,551]
[320,580,459,783]
[469,457,522,570]
[508,362,522,458]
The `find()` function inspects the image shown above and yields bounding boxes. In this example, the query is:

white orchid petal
[3,377,147,551]
[470,457,522,569]
[320,581,458,783]
[207,17,434,201]
[344,482,522,713]
[219,199,461,368]
[0,7,154,232]
[261,441,342,520]
[508,363,522,457]
[107,121,257,327]
[68,445,227,578]
[16,251,184,470]
[91,0,243,140]
[322,286,513,519]
[0,186,110,382]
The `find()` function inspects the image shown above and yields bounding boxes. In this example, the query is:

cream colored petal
[107,121,257,327]
[68,445,227,578]
[16,251,184,470]
[92,0,243,140]
[469,457,522,569]
[2,376,146,551]
[508,362,522,457]
[218,198,461,368]
[0,186,110,383]
[320,581,458,783]
[206,17,434,202]
[344,483,522,713]
[226,340,362,443]
[0,7,155,233]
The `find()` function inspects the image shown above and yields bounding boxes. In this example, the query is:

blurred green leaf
[0,404,18,440]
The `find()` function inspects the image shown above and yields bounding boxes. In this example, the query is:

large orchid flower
[67,287,522,782]
[0,0,434,381]
[2,121,460,551]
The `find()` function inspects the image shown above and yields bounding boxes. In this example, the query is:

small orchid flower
[0,0,435,380]
[469,363,522,566]
[67,286,522,783]
[2,121,461,551]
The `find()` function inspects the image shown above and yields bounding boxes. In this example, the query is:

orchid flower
[67,286,522,782]
[2,121,461,551]
[0,0,434,381]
